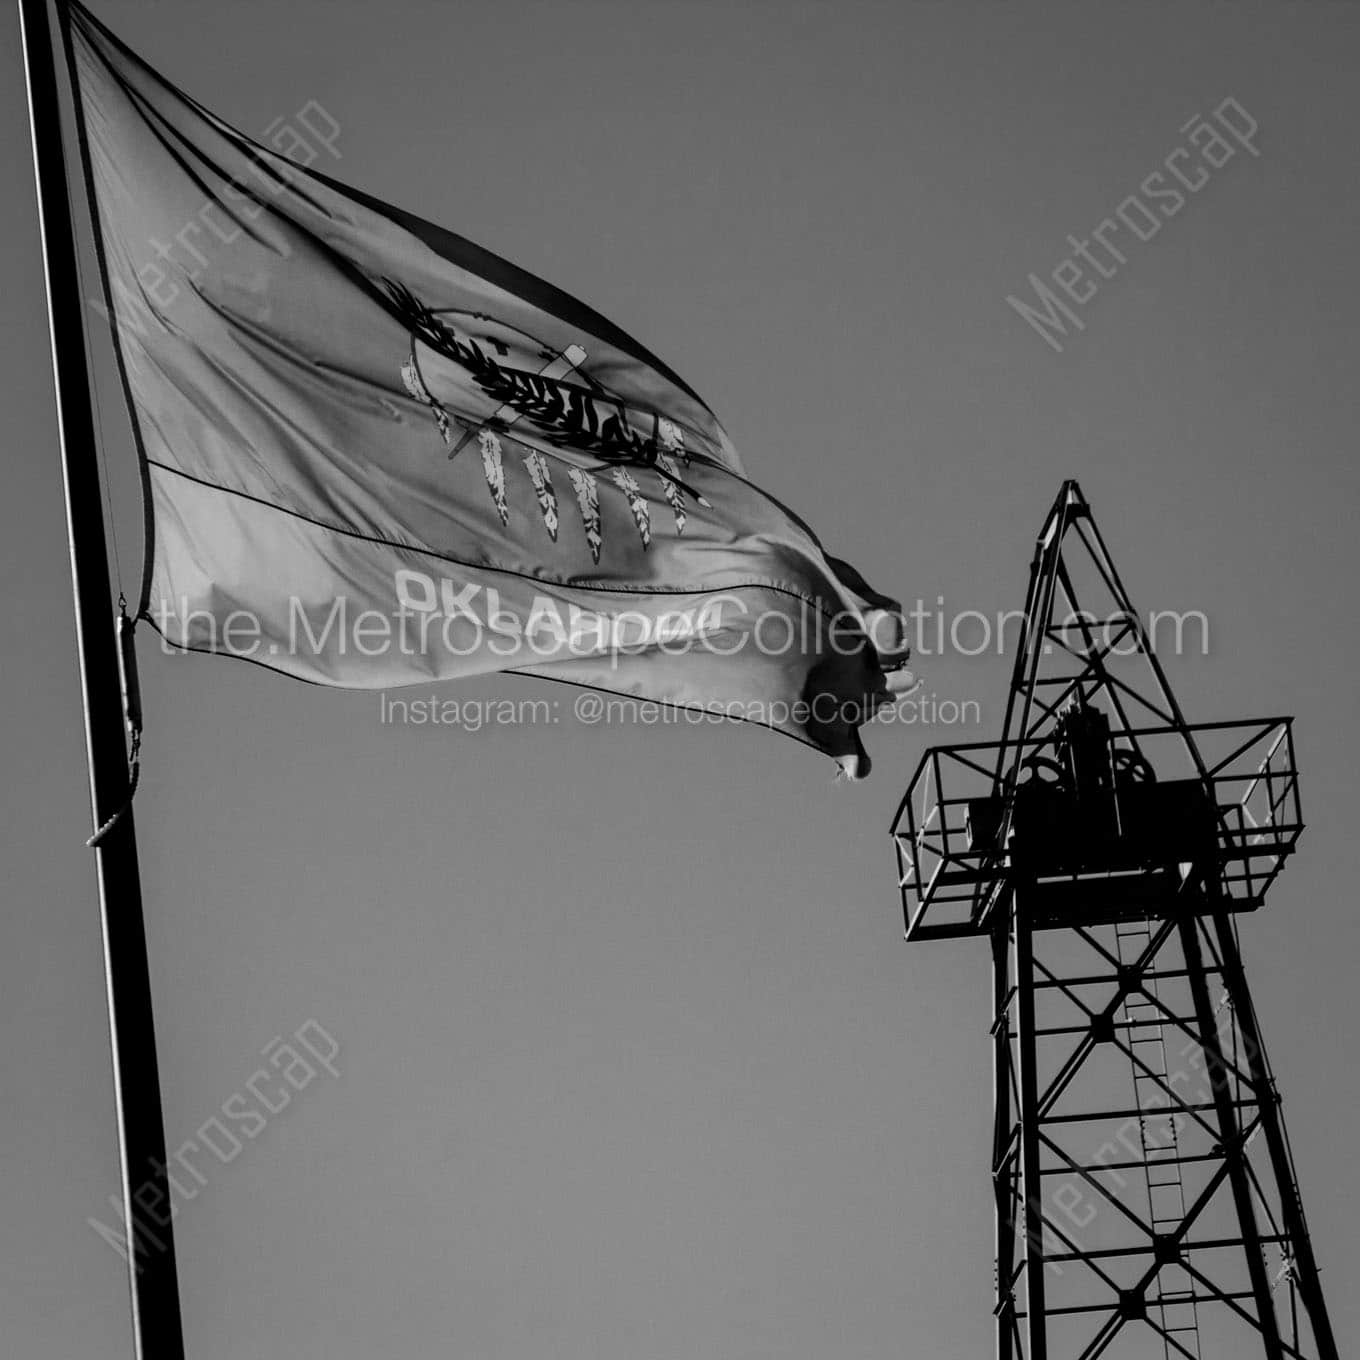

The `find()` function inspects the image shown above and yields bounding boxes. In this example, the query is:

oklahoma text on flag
[65,0,911,775]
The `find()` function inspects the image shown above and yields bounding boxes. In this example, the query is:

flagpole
[18,1,187,1356]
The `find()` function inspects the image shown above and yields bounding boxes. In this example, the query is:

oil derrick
[892,482,1338,1360]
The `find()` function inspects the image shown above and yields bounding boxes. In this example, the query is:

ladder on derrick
[1115,916,1203,1360]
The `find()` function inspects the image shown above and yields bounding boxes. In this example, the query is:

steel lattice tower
[892,482,1339,1360]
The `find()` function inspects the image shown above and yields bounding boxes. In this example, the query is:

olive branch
[383,279,657,466]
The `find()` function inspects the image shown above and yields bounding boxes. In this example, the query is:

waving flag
[64,0,910,775]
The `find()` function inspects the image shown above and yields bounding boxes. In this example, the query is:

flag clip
[87,600,143,848]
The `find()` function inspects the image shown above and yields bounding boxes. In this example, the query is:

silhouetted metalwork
[893,482,1337,1360]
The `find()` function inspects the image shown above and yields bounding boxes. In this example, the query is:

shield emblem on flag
[387,280,700,553]
[387,280,688,470]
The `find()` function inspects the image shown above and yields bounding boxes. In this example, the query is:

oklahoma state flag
[65,0,910,775]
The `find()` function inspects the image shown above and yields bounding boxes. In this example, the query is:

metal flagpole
[18,0,187,1355]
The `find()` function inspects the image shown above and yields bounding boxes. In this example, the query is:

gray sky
[2,0,1357,1355]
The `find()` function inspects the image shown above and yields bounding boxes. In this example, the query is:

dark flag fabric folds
[64,0,911,775]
